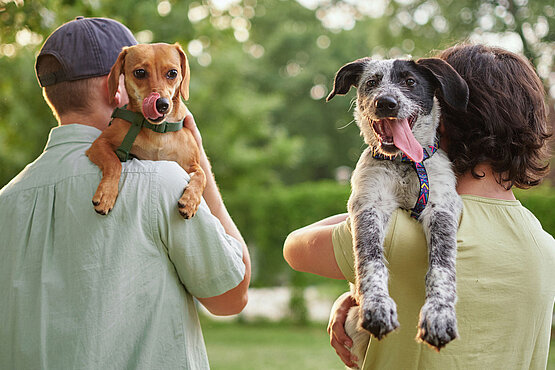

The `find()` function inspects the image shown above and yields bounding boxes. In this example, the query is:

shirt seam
[384,210,399,261]
[460,194,521,206]
[1,169,162,198]
[149,169,189,366]
[333,221,356,283]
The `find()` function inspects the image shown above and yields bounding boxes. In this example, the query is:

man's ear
[416,57,469,112]
[326,57,370,101]
[174,43,190,101]
[107,48,128,105]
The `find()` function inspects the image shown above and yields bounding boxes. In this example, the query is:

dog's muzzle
[371,115,423,162]
[143,92,168,122]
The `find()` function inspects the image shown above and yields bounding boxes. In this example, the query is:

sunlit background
[1,1,554,368]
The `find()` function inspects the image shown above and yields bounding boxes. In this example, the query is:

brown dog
[86,43,206,218]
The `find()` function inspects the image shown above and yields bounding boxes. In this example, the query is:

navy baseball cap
[36,16,137,87]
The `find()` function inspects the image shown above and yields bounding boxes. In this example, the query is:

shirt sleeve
[332,212,399,284]
[153,161,245,298]
[332,218,356,283]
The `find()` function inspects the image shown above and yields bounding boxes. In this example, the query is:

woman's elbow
[283,232,308,272]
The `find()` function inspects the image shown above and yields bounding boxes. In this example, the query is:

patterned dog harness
[110,106,184,162]
[371,140,439,220]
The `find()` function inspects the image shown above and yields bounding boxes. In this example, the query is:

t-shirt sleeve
[332,213,399,284]
[332,219,356,283]
[153,161,245,298]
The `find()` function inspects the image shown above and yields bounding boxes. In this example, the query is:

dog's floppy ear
[326,57,370,101]
[416,57,469,112]
[107,47,128,105]
[174,43,190,101]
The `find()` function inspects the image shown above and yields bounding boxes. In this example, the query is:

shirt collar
[44,124,102,151]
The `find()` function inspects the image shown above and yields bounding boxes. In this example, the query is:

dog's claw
[94,208,110,216]
[177,191,200,220]
[91,183,118,215]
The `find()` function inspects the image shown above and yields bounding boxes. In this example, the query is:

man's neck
[456,164,516,200]
[58,110,111,131]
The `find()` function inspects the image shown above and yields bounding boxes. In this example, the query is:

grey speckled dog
[327,57,469,363]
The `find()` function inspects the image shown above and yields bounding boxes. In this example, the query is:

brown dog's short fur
[86,43,205,218]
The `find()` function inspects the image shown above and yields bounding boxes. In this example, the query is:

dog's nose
[375,96,398,116]
[156,98,170,114]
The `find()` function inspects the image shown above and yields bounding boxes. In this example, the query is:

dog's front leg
[86,136,123,215]
[351,202,399,340]
[177,162,206,219]
[416,197,462,350]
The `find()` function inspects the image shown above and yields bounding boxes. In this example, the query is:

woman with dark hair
[283,44,554,369]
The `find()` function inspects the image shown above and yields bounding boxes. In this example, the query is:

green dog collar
[110,106,184,162]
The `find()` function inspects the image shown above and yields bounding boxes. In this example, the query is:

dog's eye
[367,79,378,88]
[133,69,147,79]
[406,78,416,86]
[167,69,178,79]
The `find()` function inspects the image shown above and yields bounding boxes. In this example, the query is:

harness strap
[371,140,439,220]
[110,106,184,162]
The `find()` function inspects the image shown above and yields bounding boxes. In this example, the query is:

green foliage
[1,0,553,190]
[514,183,555,235]
[225,180,555,287]
[225,180,350,286]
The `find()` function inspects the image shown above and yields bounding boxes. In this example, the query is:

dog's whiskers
[337,119,355,130]
[348,97,357,111]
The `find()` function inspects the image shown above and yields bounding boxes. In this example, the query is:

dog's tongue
[388,118,423,162]
[142,92,163,120]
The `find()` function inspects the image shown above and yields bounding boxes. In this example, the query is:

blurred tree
[1,0,552,190]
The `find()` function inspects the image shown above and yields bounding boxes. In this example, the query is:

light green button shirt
[0,124,245,370]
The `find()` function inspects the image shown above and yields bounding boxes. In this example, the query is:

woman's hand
[328,292,359,368]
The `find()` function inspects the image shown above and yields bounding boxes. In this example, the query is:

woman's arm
[283,214,348,279]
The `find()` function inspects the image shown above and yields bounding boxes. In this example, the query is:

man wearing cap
[0,17,250,369]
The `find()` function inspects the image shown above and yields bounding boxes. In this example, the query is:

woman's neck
[456,164,516,200]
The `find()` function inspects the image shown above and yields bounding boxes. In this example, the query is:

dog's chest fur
[132,128,182,161]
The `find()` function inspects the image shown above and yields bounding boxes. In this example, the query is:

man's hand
[328,292,359,368]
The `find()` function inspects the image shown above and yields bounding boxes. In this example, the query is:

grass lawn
[202,319,555,370]
[201,319,343,370]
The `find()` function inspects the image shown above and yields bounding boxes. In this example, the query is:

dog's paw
[92,183,118,215]
[360,295,399,340]
[177,189,201,219]
[416,301,458,351]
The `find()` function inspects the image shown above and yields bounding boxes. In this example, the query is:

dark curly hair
[437,44,551,189]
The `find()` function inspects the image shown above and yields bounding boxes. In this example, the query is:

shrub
[225,181,554,287]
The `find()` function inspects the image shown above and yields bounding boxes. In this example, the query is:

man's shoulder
[123,159,191,190]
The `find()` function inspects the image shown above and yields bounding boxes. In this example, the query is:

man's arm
[184,114,251,316]
[283,214,348,279]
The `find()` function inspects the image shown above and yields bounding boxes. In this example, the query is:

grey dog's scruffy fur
[327,57,469,368]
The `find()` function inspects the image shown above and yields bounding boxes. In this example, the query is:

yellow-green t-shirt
[333,195,555,370]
